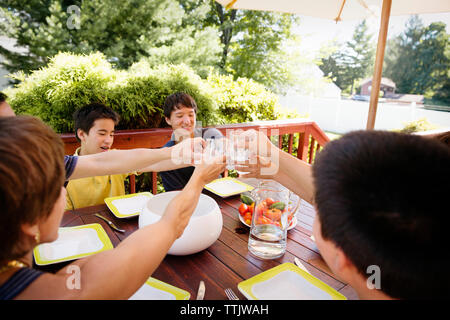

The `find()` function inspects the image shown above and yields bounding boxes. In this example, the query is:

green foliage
[5,52,296,133]
[384,16,449,101]
[6,52,117,132]
[399,118,438,134]
[319,20,375,93]
[204,2,300,92]
[0,0,222,75]
[5,52,218,132]
[1,0,302,93]
[206,73,280,123]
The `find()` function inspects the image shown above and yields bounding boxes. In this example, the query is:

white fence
[279,94,450,134]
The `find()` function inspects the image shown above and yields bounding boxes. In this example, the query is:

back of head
[312,130,450,299]
[73,103,120,142]
[0,116,64,263]
[163,92,197,119]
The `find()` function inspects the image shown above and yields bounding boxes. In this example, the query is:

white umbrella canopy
[216,0,450,129]
[216,0,450,21]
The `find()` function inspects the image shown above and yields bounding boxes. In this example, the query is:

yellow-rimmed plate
[204,177,254,197]
[238,263,347,300]
[33,224,114,266]
[105,192,153,218]
[129,277,191,300]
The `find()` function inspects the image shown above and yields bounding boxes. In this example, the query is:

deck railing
[60,119,330,194]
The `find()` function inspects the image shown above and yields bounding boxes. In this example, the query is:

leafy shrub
[5,52,300,133]
[5,52,218,132]
[399,118,438,134]
[206,73,280,123]
[6,53,116,133]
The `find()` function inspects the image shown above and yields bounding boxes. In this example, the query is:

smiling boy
[65,103,128,210]
[160,92,223,191]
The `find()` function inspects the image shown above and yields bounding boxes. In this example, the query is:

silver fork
[224,288,239,300]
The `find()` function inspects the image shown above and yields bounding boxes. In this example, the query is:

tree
[1,0,301,92]
[319,20,375,94]
[384,16,449,100]
[206,1,300,92]
[0,0,222,75]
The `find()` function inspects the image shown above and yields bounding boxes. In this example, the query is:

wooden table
[35,183,359,300]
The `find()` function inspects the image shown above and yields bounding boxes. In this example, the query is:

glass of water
[248,180,290,259]
[207,136,249,172]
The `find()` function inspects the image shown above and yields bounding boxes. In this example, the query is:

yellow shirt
[65,148,129,210]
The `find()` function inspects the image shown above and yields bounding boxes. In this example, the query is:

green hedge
[5,52,303,133]
[5,53,219,132]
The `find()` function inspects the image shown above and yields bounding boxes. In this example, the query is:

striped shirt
[64,155,78,181]
[0,268,44,300]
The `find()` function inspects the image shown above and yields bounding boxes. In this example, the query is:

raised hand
[233,129,280,176]
[170,137,206,166]
[192,154,227,186]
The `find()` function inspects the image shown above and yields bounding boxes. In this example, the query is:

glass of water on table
[248,180,290,259]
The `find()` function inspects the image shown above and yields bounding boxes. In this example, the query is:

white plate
[204,177,254,197]
[104,192,153,218]
[238,213,297,231]
[129,277,190,300]
[33,224,113,265]
[238,263,346,300]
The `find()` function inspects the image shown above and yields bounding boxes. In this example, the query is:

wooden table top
[35,181,359,300]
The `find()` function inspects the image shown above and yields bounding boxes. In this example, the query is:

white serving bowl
[138,191,223,255]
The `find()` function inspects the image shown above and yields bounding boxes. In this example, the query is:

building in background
[360,77,396,97]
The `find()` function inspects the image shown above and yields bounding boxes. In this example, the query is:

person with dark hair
[236,129,450,299]
[0,92,15,117]
[0,115,226,299]
[73,103,120,145]
[160,92,223,191]
[65,103,126,209]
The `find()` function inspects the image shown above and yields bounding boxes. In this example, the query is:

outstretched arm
[21,155,227,299]
[235,130,315,204]
[69,137,205,179]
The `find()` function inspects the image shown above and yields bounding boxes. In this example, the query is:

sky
[294,12,450,54]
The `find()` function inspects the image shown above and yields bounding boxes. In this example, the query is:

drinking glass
[206,135,249,172]
[248,180,290,259]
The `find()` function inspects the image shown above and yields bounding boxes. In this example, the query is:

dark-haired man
[0,92,15,117]
[236,129,450,299]
[160,92,223,191]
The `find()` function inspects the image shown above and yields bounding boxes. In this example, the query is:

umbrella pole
[366,0,392,130]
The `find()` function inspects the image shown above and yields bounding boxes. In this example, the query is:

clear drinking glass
[248,180,290,259]
[207,135,249,172]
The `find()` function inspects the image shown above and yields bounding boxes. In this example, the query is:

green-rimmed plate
[104,192,153,218]
[34,223,114,266]
[129,277,191,300]
[204,177,254,197]
[238,263,347,300]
